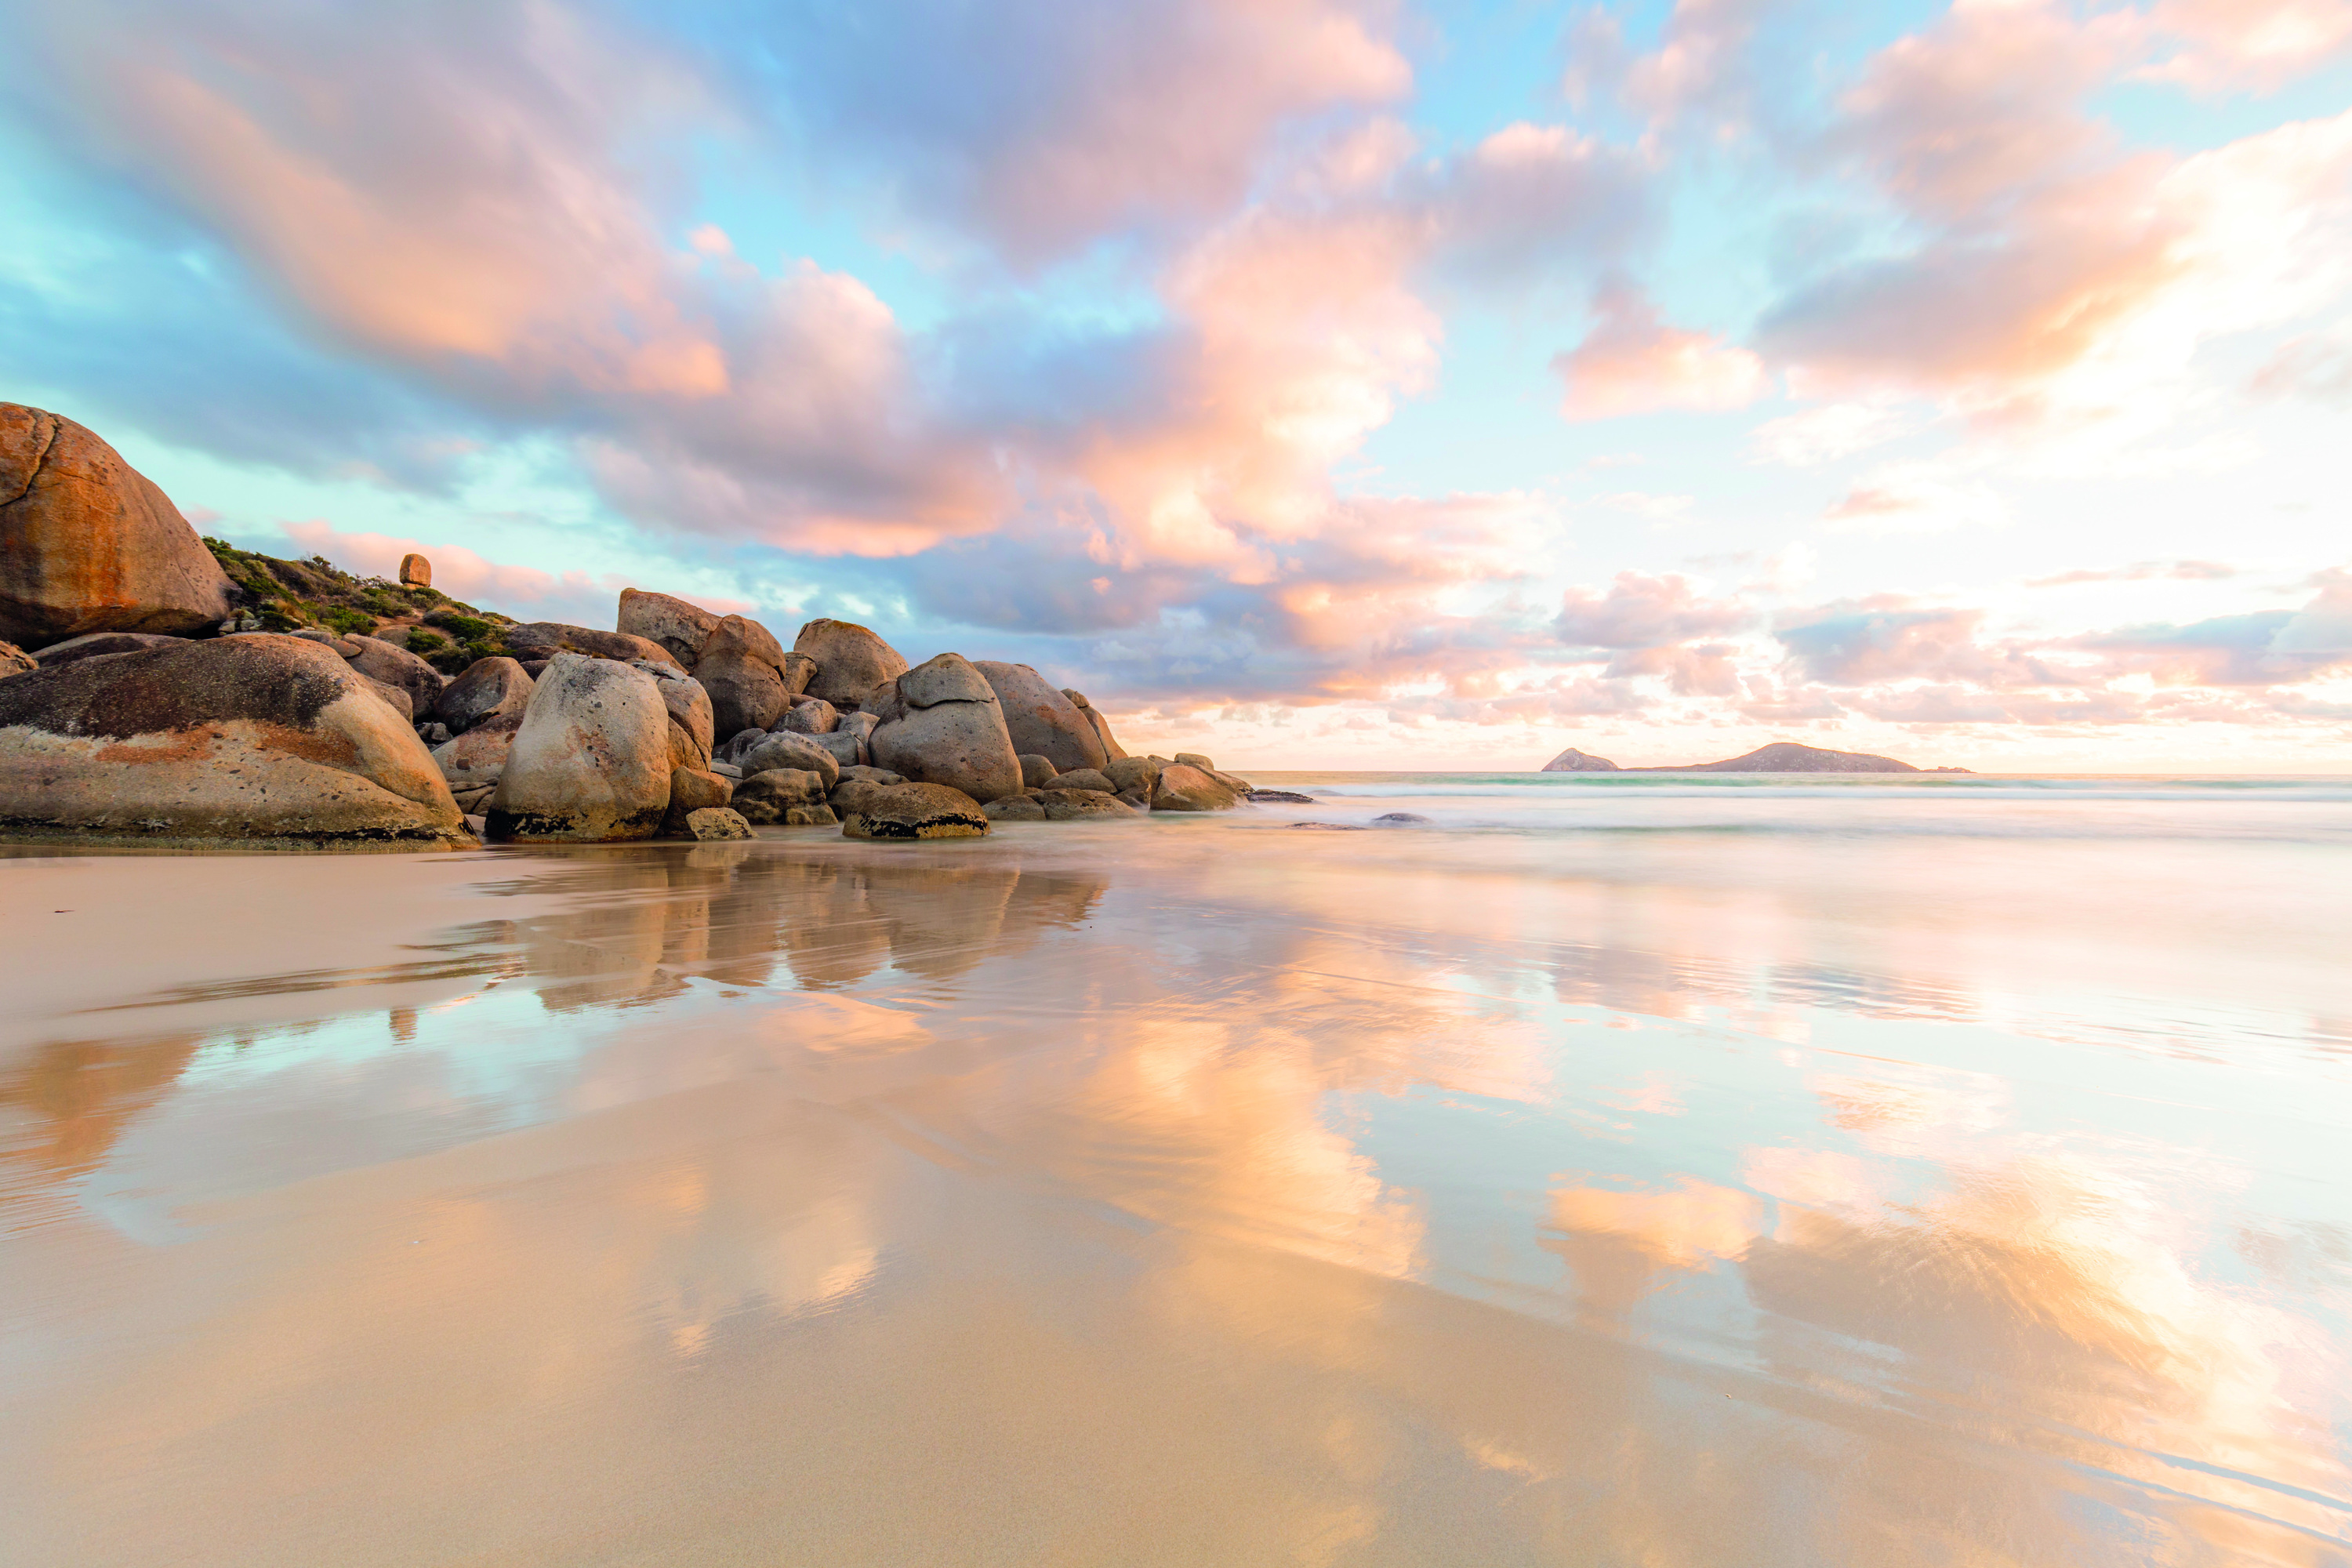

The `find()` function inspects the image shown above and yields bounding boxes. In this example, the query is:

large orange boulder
[0,404,235,648]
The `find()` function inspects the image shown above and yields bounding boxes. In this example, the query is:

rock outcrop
[1038,788,1137,821]
[869,652,1022,803]
[485,653,673,842]
[975,662,1106,774]
[793,617,908,710]
[633,659,714,768]
[1541,748,1621,772]
[0,641,33,680]
[0,635,469,846]
[839,782,989,840]
[0,404,238,648]
[31,631,187,667]
[398,554,431,588]
[1537,741,1945,773]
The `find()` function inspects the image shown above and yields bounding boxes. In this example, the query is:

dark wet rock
[503,622,681,670]
[343,634,447,716]
[1289,822,1369,831]
[738,730,840,790]
[1047,767,1115,795]
[1150,763,1241,812]
[616,587,720,666]
[840,781,989,840]
[0,633,467,845]
[869,652,1022,803]
[0,404,238,648]
[683,806,753,840]
[1038,788,1138,821]
[1250,789,1317,804]
[1372,812,1432,824]
[975,661,1105,773]
[431,656,533,734]
[710,761,742,781]
[32,631,189,667]
[485,654,672,843]
[982,793,1047,822]
[1017,753,1059,789]
[793,617,909,710]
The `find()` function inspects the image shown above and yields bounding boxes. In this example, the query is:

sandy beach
[5,775,2350,1565]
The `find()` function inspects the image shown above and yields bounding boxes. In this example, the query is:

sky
[3,0,2351,771]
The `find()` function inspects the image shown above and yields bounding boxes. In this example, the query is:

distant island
[1541,742,1969,775]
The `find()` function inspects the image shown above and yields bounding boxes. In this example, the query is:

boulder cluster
[0,401,1265,848]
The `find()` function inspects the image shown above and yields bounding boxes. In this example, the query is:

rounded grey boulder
[869,652,1022,804]
[793,617,909,710]
[485,653,673,842]
[344,635,446,715]
[739,729,841,790]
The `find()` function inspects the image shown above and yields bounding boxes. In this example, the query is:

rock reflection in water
[1,828,2348,1566]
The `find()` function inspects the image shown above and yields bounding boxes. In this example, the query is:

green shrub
[427,612,494,641]
[321,605,375,637]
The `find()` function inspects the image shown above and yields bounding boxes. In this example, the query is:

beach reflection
[2,826,2348,1566]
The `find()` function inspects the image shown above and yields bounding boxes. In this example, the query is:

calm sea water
[3,772,2349,1565]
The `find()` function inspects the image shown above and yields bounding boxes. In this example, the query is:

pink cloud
[2147,0,2352,91]
[1556,572,1751,649]
[1553,282,1766,419]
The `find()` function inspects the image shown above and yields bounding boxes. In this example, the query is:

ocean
[4,771,2349,1565]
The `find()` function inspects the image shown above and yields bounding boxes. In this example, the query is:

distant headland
[1542,742,1969,775]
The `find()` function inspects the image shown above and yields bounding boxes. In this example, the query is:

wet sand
[5,786,2350,1565]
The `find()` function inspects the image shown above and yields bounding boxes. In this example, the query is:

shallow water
[4,774,2350,1566]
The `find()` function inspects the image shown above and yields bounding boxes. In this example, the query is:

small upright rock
[397,553,432,588]
[1017,753,1058,789]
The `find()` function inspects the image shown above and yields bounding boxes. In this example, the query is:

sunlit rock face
[0,403,235,648]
